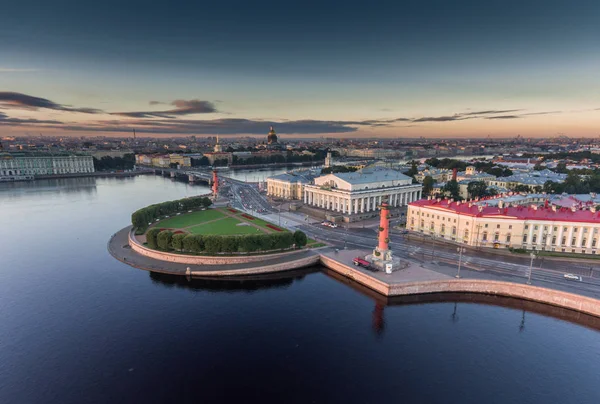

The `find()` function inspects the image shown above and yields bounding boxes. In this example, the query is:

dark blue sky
[1,0,599,137]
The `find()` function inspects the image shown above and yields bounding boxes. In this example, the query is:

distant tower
[212,170,219,199]
[267,126,278,144]
[214,135,223,153]
[133,128,136,140]
[324,151,332,168]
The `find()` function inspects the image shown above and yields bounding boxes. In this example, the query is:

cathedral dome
[267,126,278,144]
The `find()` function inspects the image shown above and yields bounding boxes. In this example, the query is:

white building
[267,172,314,200]
[0,153,95,180]
[304,168,422,219]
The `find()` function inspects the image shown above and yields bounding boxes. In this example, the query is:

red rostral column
[212,170,218,198]
[378,202,390,251]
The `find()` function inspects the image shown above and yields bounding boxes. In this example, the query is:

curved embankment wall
[129,229,312,266]
[319,255,600,318]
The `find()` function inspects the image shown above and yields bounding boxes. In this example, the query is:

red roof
[409,198,600,223]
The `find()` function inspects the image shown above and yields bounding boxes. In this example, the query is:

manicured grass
[156,209,225,228]
[187,217,263,235]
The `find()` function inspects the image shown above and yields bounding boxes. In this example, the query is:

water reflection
[149,266,320,293]
[0,177,98,196]
[322,268,600,332]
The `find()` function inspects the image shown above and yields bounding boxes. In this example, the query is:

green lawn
[187,217,264,235]
[156,209,226,229]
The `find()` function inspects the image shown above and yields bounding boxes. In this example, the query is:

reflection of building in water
[372,302,385,335]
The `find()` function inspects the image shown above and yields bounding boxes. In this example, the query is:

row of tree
[320,165,358,174]
[93,154,135,171]
[145,229,308,254]
[131,196,213,233]
[424,158,513,177]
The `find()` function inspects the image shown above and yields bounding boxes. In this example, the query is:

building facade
[304,169,422,218]
[267,172,312,200]
[408,196,600,254]
[0,153,94,179]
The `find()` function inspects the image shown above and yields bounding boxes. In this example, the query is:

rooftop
[330,168,411,184]
[410,197,600,223]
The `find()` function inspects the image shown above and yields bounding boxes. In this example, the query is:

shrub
[171,233,186,251]
[293,230,308,247]
[146,228,162,249]
[157,230,173,250]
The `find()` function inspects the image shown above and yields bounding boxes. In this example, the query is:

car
[330,223,338,228]
[399,230,409,235]
[353,257,371,268]
[564,274,582,281]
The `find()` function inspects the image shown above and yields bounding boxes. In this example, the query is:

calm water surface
[1,176,599,404]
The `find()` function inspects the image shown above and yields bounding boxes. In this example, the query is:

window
[482,232,488,241]
[563,227,567,232]
[441,224,446,233]
[583,238,587,246]
[553,226,557,232]
[464,230,469,239]
[594,239,597,247]
[584,228,588,234]
[523,235,528,243]
[572,237,577,245]
[532,235,537,243]
[485,224,488,228]
[552,236,556,245]
[534,225,538,230]
[430,222,434,231]
[494,232,499,241]
[574,227,578,232]
[421,220,424,228]
[496,224,500,229]
[466,222,469,226]
[525,225,529,230]
[562,237,566,245]
[506,234,511,242]
[509,225,512,229]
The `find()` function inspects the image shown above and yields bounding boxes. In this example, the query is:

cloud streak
[0,92,103,114]
[112,99,218,118]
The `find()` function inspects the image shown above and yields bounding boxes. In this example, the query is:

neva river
[1,175,599,404]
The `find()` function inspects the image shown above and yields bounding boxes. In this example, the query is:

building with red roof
[407,196,600,255]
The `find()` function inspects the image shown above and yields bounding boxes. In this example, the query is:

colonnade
[303,188,422,214]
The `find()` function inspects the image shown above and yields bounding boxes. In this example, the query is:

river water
[1,175,599,404]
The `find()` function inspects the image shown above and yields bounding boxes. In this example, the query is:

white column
[586,228,593,250]
[557,225,564,248]
[536,224,544,249]
[577,227,585,248]
[354,198,359,214]
[527,224,534,246]
[361,198,365,213]
[567,226,574,247]
[304,191,307,204]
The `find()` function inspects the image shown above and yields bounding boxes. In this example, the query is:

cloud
[460,109,522,116]
[149,100,166,105]
[485,115,521,120]
[412,115,472,122]
[0,112,65,125]
[113,99,218,118]
[0,92,103,114]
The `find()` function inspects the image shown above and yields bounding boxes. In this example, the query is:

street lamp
[456,247,466,278]
[527,252,536,284]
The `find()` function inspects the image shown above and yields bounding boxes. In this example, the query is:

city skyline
[1,0,599,138]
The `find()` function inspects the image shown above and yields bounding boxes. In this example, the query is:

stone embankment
[321,253,600,318]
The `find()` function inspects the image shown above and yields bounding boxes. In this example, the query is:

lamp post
[456,247,465,278]
[527,252,536,284]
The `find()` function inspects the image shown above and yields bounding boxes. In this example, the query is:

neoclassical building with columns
[303,169,422,221]
[408,196,600,254]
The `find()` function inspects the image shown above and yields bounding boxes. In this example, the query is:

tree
[157,230,173,250]
[422,176,435,196]
[467,181,488,199]
[171,233,186,251]
[513,184,530,193]
[442,180,460,200]
[533,162,544,171]
[407,161,418,178]
[146,228,162,249]
[293,230,308,247]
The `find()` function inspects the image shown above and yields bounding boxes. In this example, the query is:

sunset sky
[1,0,599,138]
